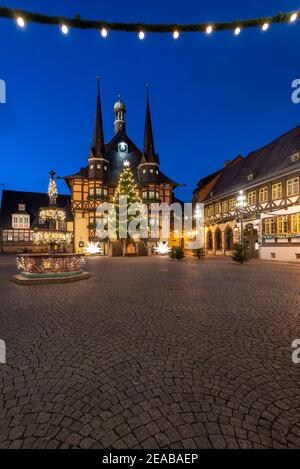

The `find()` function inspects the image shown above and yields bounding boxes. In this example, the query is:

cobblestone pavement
[0,254,300,449]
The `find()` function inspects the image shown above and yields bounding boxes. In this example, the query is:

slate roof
[0,190,72,228]
[65,85,180,189]
[65,128,180,188]
[201,125,300,202]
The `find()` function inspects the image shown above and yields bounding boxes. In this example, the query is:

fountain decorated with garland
[12,171,91,284]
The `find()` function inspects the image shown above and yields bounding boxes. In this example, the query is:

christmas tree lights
[113,161,142,238]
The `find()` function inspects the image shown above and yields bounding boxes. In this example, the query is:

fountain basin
[12,253,91,285]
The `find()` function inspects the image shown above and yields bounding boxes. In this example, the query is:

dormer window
[18,203,25,211]
[90,164,94,170]
[290,152,300,163]
[210,191,214,197]
[246,173,254,182]
[12,214,30,229]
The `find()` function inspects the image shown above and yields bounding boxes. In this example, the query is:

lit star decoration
[123,160,130,167]
[155,241,171,255]
[85,241,102,255]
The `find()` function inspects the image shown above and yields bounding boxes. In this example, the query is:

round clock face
[119,142,128,153]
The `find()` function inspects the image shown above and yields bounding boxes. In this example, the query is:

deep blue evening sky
[0,0,300,201]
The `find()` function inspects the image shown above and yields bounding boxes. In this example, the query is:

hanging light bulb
[173,30,180,39]
[234,27,241,36]
[206,25,213,34]
[138,30,145,40]
[262,22,269,31]
[101,27,108,37]
[16,17,25,28]
[61,24,69,35]
[290,13,298,23]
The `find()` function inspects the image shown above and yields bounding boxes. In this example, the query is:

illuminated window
[259,187,268,203]
[142,191,147,199]
[228,198,235,209]
[214,203,220,215]
[272,182,282,200]
[96,164,101,169]
[291,213,300,234]
[277,216,288,235]
[248,191,256,205]
[287,177,299,196]
[208,205,214,217]
[264,218,275,235]
[150,169,154,173]
[221,200,228,213]
[90,164,94,170]
[89,188,94,196]
[103,188,107,196]
[12,214,30,229]
[143,169,146,174]
[149,191,155,199]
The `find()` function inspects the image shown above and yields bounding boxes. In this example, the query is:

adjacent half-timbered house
[193,126,300,262]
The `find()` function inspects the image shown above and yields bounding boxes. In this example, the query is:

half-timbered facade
[193,126,300,262]
[0,190,73,253]
[64,81,180,255]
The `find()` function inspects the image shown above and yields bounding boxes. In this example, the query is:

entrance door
[243,224,258,258]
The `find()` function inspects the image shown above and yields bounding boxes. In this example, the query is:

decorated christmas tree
[231,242,250,264]
[113,161,142,238]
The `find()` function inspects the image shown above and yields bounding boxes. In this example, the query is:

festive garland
[0,6,298,34]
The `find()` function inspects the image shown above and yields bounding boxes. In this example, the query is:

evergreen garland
[0,6,297,34]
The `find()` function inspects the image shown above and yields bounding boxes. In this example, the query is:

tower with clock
[64,79,181,255]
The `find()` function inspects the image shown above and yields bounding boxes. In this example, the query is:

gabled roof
[0,190,72,228]
[200,125,300,202]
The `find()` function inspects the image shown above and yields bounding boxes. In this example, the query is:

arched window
[225,227,233,251]
[215,228,222,250]
[207,230,213,250]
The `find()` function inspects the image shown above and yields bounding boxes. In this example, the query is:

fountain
[12,171,91,284]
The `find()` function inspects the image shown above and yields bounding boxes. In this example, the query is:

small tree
[231,242,249,264]
[170,246,185,260]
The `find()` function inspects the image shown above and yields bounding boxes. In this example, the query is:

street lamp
[236,190,247,244]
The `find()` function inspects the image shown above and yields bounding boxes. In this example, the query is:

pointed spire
[91,76,105,158]
[143,83,157,163]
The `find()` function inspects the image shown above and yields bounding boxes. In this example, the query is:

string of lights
[0,6,298,39]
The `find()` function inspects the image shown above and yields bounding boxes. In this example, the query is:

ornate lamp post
[236,190,247,244]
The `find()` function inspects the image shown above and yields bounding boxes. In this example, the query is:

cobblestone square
[0,255,300,449]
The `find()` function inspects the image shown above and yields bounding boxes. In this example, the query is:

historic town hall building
[64,81,180,255]
[193,126,300,262]
[0,82,180,255]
